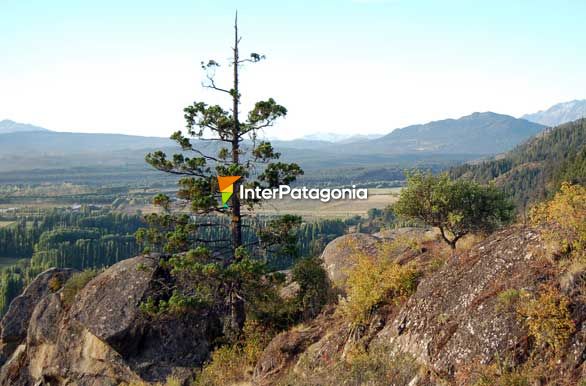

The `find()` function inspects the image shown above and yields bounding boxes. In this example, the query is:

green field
[0,221,15,228]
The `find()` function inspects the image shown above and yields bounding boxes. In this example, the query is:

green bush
[292,257,330,320]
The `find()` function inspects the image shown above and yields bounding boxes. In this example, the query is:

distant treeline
[0,208,145,315]
[0,208,353,316]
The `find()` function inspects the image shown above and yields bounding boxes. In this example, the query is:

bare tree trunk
[231,11,243,258]
[226,12,245,340]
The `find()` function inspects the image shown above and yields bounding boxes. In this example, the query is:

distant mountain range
[522,100,586,127]
[1,100,582,181]
[0,119,49,134]
[0,130,173,155]
[299,132,382,143]
[0,111,544,158]
[340,112,544,155]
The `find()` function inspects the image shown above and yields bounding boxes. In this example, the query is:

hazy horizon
[0,107,564,141]
[2,0,585,139]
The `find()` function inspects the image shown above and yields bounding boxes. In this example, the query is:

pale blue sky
[1,0,585,139]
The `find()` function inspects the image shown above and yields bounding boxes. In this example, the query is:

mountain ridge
[339,111,545,155]
[522,99,586,127]
[450,118,586,205]
[0,119,50,134]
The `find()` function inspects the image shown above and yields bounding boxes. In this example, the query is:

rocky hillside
[254,226,586,385]
[1,224,584,385]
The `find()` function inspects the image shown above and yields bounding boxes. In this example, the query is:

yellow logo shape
[217,176,241,208]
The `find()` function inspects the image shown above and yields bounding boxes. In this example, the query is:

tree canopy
[395,172,515,249]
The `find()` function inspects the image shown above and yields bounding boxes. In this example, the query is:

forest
[450,118,586,207]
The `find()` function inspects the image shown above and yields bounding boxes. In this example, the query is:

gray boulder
[0,255,222,385]
[70,256,158,355]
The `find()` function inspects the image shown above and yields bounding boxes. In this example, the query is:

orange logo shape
[217,176,241,207]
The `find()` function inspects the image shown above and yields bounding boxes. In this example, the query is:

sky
[1,0,585,140]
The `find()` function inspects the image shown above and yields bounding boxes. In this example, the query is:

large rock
[257,226,586,384]
[0,255,222,385]
[321,229,430,291]
[253,307,340,386]
[0,268,76,363]
[70,256,158,355]
[320,233,381,290]
[376,227,544,378]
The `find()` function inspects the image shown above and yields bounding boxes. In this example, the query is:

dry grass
[247,188,400,220]
[126,377,182,386]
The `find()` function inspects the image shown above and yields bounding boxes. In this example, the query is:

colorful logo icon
[217,176,241,208]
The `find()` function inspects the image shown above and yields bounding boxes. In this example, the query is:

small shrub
[427,256,447,273]
[279,342,420,386]
[496,289,522,312]
[62,269,100,305]
[136,262,149,271]
[340,254,420,326]
[345,345,420,386]
[194,345,247,386]
[291,257,330,320]
[242,319,277,365]
[163,378,181,386]
[531,182,586,260]
[516,285,575,352]
[48,276,62,292]
[194,320,276,386]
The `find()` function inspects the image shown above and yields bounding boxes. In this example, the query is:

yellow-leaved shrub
[516,285,575,352]
[531,182,586,260]
[339,252,420,326]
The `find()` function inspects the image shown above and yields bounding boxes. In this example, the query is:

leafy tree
[141,15,303,337]
[395,172,515,249]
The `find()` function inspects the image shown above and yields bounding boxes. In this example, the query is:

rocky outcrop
[320,233,381,290]
[0,268,76,364]
[321,228,432,291]
[0,255,222,386]
[254,307,340,386]
[378,227,544,378]
[255,226,586,384]
[3,225,583,385]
